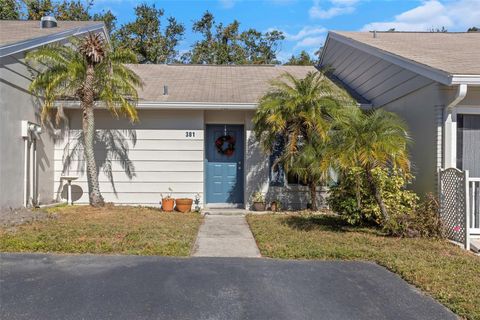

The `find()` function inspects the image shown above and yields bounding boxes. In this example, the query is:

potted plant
[252,191,266,211]
[175,198,193,213]
[270,199,281,212]
[161,188,175,212]
[193,193,201,213]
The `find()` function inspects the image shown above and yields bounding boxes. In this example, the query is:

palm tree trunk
[364,168,389,222]
[355,174,362,210]
[309,182,318,211]
[82,64,104,207]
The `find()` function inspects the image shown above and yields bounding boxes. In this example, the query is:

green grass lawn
[247,213,480,320]
[0,205,203,256]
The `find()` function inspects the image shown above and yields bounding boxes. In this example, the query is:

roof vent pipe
[163,85,168,96]
[41,16,57,29]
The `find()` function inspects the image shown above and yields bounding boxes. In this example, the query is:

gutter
[56,101,259,110]
[0,23,106,58]
[447,84,468,110]
[56,100,371,110]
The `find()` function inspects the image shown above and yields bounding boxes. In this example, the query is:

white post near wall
[443,84,468,169]
[443,109,457,168]
[465,170,470,251]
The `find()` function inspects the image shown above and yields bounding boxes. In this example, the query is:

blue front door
[205,125,244,204]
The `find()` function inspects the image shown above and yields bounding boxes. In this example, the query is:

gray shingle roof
[127,64,317,103]
[0,20,103,46]
[332,31,480,75]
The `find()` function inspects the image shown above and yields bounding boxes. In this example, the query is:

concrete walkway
[192,215,261,257]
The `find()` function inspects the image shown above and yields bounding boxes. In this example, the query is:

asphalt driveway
[0,253,456,320]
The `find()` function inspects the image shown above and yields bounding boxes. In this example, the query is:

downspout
[23,138,29,207]
[443,84,468,168]
[446,84,468,109]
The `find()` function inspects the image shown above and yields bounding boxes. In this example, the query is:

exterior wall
[56,108,326,210]
[0,52,56,210]
[381,83,444,195]
[55,109,205,206]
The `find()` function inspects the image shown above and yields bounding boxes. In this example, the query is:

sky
[90,0,480,62]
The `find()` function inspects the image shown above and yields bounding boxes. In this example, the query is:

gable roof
[0,20,105,57]
[127,64,317,105]
[322,31,480,85]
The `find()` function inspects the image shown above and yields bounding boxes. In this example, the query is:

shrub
[329,168,443,238]
[385,193,443,238]
[328,167,418,226]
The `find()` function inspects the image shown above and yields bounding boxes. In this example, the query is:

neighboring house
[0,19,108,210]
[320,31,480,245]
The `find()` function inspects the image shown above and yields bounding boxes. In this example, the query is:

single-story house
[1,19,331,211]
[320,31,480,244]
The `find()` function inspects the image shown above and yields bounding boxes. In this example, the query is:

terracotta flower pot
[175,198,193,213]
[253,202,266,211]
[162,198,175,212]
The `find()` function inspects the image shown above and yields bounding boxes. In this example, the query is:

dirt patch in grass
[0,206,56,227]
[247,213,480,320]
[0,205,203,256]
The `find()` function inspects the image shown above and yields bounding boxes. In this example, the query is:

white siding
[54,109,205,206]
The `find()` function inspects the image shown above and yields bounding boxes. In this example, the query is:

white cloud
[285,26,327,40]
[330,0,359,5]
[309,0,358,19]
[267,0,297,5]
[294,36,326,48]
[361,0,480,31]
[219,0,236,9]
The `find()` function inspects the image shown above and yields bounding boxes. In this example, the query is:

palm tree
[253,71,353,210]
[330,107,411,222]
[27,33,142,207]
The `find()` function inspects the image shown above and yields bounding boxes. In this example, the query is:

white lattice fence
[438,168,469,249]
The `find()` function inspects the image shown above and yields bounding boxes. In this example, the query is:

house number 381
[185,131,195,138]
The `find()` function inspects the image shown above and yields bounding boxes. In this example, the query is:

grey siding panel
[321,38,438,107]
[362,69,417,101]
[350,60,392,91]
[321,40,343,65]
[357,64,405,99]
[0,53,56,209]
[335,50,372,80]
[373,75,433,107]
[326,45,356,72]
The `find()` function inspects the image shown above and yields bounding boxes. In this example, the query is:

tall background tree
[115,3,185,64]
[24,0,54,19]
[285,50,316,66]
[0,0,21,19]
[184,11,285,64]
[27,33,142,206]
